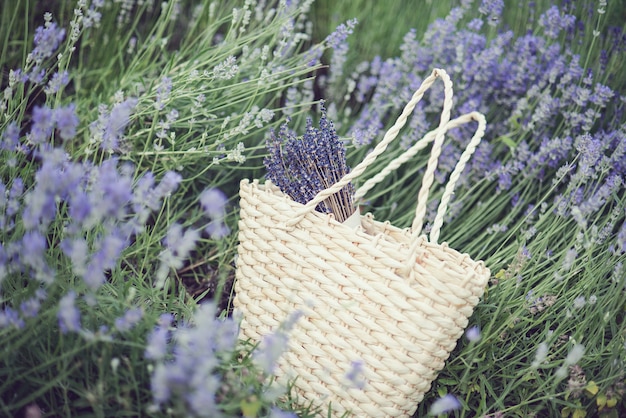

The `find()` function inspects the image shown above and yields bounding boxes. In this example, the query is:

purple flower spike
[54,103,79,141]
[465,325,482,342]
[114,307,144,332]
[200,188,228,219]
[57,291,81,334]
[430,394,462,415]
[264,104,355,222]
[30,21,66,64]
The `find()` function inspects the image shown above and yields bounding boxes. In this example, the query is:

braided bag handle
[356,111,486,244]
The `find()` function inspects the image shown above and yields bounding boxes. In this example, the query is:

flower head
[269,408,297,418]
[145,314,173,360]
[345,360,366,389]
[155,224,200,288]
[54,103,80,141]
[0,307,25,330]
[200,188,228,219]
[30,21,66,64]
[114,307,144,332]
[538,6,576,39]
[1,122,21,151]
[264,104,355,222]
[479,0,504,26]
[253,328,290,376]
[325,18,358,49]
[200,188,230,239]
[90,98,138,151]
[45,71,70,95]
[146,303,239,416]
[465,325,482,342]
[29,105,55,145]
[253,310,302,375]
[429,394,462,415]
[57,291,81,334]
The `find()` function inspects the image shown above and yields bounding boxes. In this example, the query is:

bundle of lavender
[264,105,356,223]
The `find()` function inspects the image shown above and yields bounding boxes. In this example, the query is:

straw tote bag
[234,68,491,417]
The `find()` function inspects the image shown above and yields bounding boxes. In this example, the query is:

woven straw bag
[234,68,491,417]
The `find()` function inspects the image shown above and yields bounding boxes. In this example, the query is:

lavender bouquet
[264,104,356,223]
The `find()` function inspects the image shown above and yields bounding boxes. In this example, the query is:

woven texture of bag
[234,69,491,417]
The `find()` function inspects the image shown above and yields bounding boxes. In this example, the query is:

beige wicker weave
[234,68,491,417]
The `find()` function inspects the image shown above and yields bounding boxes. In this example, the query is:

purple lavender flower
[146,304,239,416]
[199,187,231,238]
[325,18,358,49]
[338,2,626,233]
[53,103,79,141]
[37,148,84,200]
[57,291,81,334]
[617,221,626,254]
[465,325,482,342]
[29,105,55,145]
[91,158,133,221]
[90,230,126,270]
[478,0,504,26]
[264,105,355,222]
[60,237,88,278]
[164,224,199,260]
[468,18,483,32]
[253,328,289,376]
[20,231,50,279]
[269,408,298,418]
[204,221,230,240]
[114,307,144,332]
[136,171,182,212]
[150,364,171,405]
[345,360,366,389]
[21,146,89,230]
[0,307,25,329]
[124,171,182,236]
[569,175,622,229]
[45,71,70,95]
[253,310,302,375]
[539,6,577,39]
[145,314,173,360]
[20,296,42,318]
[1,122,20,151]
[83,4,103,28]
[155,224,200,288]
[324,19,358,84]
[7,178,24,217]
[590,83,614,106]
[69,230,127,292]
[185,377,220,416]
[429,394,462,415]
[155,76,172,110]
[154,171,182,198]
[68,191,91,226]
[199,188,228,219]
[132,172,156,209]
[30,21,66,64]
[26,66,46,84]
[574,133,603,181]
[91,98,138,151]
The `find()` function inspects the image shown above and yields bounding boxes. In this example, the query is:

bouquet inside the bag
[234,68,491,418]
[264,103,356,223]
